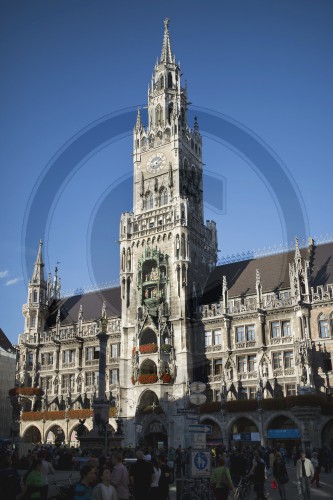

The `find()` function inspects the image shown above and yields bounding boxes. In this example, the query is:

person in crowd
[291,447,298,466]
[249,453,266,500]
[310,452,321,488]
[167,447,175,483]
[175,447,182,478]
[296,450,314,500]
[230,449,248,486]
[0,453,21,500]
[211,457,234,500]
[22,460,48,500]
[272,452,288,500]
[93,468,118,500]
[73,464,96,500]
[111,453,129,500]
[129,450,153,500]
[158,456,170,500]
[38,450,55,498]
[149,457,161,499]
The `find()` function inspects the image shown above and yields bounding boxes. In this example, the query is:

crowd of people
[209,443,333,500]
[0,443,174,500]
[0,441,332,499]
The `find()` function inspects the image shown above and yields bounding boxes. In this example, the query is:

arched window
[168,72,173,88]
[144,192,154,210]
[168,103,173,124]
[159,75,164,89]
[127,248,131,272]
[33,290,38,302]
[165,128,171,142]
[318,313,330,338]
[155,106,162,127]
[160,189,168,206]
[181,108,185,126]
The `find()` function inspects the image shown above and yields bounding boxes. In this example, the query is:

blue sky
[1,0,333,343]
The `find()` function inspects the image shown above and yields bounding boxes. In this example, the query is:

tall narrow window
[236,326,245,343]
[319,319,330,338]
[205,331,212,347]
[271,321,281,338]
[273,352,282,369]
[284,351,294,369]
[282,321,291,337]
[160,189,168,206]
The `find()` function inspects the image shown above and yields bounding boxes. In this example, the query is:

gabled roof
[47,286,121,327]
[0,328,15,353]
[202,242,333,305]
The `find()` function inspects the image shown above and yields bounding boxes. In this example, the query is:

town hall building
[14,20,333,452]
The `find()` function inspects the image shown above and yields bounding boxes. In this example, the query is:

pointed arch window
[159,75,164,89]
[318,313,330,338]
[155,106,163,127]
[33,290,38,303]
[144,192,154,210]
[160,188,168,206]
[168,72,173,88]
[168,103,173,124]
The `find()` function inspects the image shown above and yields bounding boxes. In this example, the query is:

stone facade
[14,20,333,451]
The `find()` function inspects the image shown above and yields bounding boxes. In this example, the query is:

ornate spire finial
[194,116,199,133]
[295,236,301,259]
[160,18,173,64]
[31,239,45,283]
[135,107,142,130]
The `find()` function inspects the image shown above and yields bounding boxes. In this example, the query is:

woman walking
[93,468,118,500]
[211,457,234,500]
[273,452,289,500]
[310,452,321,488]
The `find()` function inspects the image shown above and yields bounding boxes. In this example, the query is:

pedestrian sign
[191,451,211,477]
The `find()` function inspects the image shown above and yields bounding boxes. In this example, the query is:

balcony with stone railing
[85,359,99,367]
[205,344,223,354]
[40,364,54,371]
[235,341,257,350]
[270,336,293,346]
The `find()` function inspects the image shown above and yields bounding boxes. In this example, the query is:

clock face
[147,154,166,173]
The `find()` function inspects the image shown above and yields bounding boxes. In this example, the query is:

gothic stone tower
[119,19,217,447]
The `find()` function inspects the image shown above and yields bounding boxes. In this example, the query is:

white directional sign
[189,424,212,434]
[189,393,207,406]
[193,432,206,449]
[189,381,206,393]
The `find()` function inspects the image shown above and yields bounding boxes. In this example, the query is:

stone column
[97,331,108,401]
[259,313,266,346]
[224,317,231,350]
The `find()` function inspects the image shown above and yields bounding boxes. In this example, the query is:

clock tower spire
[120,19,218,447]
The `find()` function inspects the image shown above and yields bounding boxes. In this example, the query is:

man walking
[296,451,314,499]
[111,453,130,500]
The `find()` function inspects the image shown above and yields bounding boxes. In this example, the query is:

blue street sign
[189,424,212,434]
[267,428,301,439]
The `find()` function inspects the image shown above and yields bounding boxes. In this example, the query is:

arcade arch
[22,425,41,444]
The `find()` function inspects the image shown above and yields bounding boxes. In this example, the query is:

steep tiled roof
[0,328,15,352]
[202,242,333,305]
[47,286,121,327]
